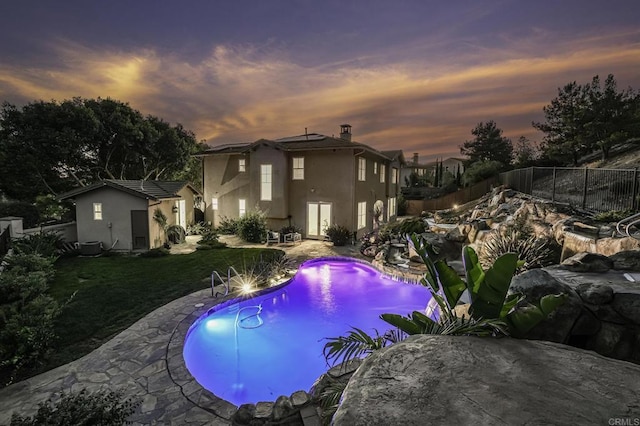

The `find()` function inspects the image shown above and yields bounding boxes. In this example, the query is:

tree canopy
[533,74,640,165]
[460,120,513,168]
[0,98,204,202]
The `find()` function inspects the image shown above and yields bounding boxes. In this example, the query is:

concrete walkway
[0,237,364,425]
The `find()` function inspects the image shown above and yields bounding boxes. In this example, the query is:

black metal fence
[0,226,10,259]
[499,167,640,212]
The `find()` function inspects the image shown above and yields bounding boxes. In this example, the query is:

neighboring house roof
[381,150,406,165]
[58,180,201,201]
[197,133,394,161]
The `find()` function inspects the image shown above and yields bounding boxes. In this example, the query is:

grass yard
[39,247,280,377]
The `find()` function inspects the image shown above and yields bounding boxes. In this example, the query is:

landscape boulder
[333,335,640,426]
[561,252,613,272]
[610,250,640,271]
[509,269,582,343]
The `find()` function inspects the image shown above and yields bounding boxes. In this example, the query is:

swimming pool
[182,257,433,406]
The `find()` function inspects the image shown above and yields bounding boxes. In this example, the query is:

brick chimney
[413,153,419,164]
[340,124,352,142]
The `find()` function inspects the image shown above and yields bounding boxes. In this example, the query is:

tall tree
[0,98,203,202]
[512,136,538,168]
[460,121,513,168]
[534,74,639,165]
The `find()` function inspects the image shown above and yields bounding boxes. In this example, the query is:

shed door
[178,200,187,229]
[131,210,149,250]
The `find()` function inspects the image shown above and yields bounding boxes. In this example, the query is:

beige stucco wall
[202,154,250,227]
[250,144,288,219]
[201,146,399,239]
[75,187,148,251]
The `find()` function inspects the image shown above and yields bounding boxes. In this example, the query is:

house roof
[58,180,201,201]
[197,133,395,161]
[381,150,406,165]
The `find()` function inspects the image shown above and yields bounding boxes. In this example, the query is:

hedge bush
[237,211,268,243]
[325,224,352,246]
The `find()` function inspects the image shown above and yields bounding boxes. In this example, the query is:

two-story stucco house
[198,125,405,239]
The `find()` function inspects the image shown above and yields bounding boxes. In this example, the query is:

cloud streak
[1,27,639,161]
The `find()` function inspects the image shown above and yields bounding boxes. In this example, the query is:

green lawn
[41,247,280,375]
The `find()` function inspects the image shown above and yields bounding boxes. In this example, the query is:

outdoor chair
[266,230,280,245]
[283,232,302,244]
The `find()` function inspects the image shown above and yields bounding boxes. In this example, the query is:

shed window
[239,158,246,172]
[93,203,102,220]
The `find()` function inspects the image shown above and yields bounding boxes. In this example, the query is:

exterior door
[131,210,149,250]
[178,200,187,229]
[307,202,332,239]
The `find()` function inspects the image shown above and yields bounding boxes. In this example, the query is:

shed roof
[58,180,201,201]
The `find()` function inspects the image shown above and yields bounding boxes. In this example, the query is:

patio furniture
[266,230,280,245]
[283,232,302,244]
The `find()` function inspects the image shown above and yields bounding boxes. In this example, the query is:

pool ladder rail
[211,265,242,297]
[615,212,640,241]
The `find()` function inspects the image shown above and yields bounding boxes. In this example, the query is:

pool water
[183,258,433,406]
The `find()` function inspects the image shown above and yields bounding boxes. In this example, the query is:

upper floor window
[93,203,102,220]
[211,198,219,211]
[293,157,304,180]
[239,199,246,217]
[391,167,398,184]
[261,164,272,201]
[357,201,367,229]
[358,158,366,181]
[373,162,378,174]
[238,158,246,172]
[380,164,386,183]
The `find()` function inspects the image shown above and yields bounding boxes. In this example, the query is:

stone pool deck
[0,237,363,425]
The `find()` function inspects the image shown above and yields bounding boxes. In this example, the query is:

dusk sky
[1,1,639,161]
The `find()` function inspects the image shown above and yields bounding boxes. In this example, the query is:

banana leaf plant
[402,233,567,338]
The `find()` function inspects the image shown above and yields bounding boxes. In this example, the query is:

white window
[93,203,102,220]
[392,168,398,184]
[211,198,219,210]
[261,164,272,201]
[374,162,378,174]
[358,157,366,181]
[388,197,396,220]
[293,157,304,180]
[238,158,246,172]
[380,164,386,183]
[357,201,367,229]
[239,199,246,217]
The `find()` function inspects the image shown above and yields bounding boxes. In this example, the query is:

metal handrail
[211,265,243,297]
[616,212,640,240]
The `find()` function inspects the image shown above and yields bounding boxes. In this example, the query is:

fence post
[582,167,588,209]
[633,167,639,212]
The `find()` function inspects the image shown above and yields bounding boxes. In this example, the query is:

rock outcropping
[333,335,640,426]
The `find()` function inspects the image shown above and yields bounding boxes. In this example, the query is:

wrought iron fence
[500,167,640,213]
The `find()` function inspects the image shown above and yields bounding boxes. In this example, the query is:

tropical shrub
[0,269,62,383]
[9,387,141,426]
[196,229,226,250]
[408,234,566,338]
[480,230,557,272]
[11,231,63,258]
[325,225,351,246]
[2,253,56,282]
[186,221,211,235]
[237,211,268,243]
[217,216,239,235]
[166,224,186,244]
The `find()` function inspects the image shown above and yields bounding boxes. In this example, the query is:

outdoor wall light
[172,206,178,213]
